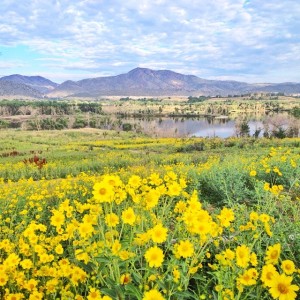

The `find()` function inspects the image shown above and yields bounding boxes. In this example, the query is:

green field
[0,129,299,299]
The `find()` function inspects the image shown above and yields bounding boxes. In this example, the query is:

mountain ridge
[0,67,300,98]
[0,74,58,94]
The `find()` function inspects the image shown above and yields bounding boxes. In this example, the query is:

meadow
[0,128,299,299]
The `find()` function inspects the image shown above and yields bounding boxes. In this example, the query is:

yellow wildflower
[143,289,165,300]
[150,224,168,243]
[265,244,281,265]
[176,240,194,258]
[236,245,250,268]
[144,246,164,268]
[268,273,299,300]
[281,260,296,275]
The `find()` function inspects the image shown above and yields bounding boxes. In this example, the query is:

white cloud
[0,61,26,69]
[0,0,299,82]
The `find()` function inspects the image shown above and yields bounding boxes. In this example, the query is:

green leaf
[101,288,118,299]
[102,285,125,299]
[176,290,199,300]
[125,284,142,299]
[95,256,111,264]
[131,272,143,283]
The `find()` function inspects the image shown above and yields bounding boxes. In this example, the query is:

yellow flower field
[0,130,299,299]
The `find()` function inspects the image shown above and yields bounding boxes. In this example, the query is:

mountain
[47,67,253,97]
[0,80,43,98]
[48,68,300,97]
[253,82,300,94]
[0,74,58,94]
[1,68,300,98]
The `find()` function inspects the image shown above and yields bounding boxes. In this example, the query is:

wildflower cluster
[0,169,297,299]
[0,133,299,299]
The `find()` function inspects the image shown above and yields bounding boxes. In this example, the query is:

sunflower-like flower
[265,243,281,265]
[144,246,164,268]
[268,273,299,300]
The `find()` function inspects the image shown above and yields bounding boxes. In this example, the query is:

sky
[0,0,300,83]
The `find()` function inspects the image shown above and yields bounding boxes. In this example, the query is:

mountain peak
[128,67,181,75]
[129,67,152,72]
[127,67,154,75]
[0,74,57,84]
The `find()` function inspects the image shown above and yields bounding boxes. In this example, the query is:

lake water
[1,112,293,138]
[130,116,271,138]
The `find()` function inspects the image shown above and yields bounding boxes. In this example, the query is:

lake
[1,111,294,138]
[129,116,266,138]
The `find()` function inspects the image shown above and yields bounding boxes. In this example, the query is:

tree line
[0,100,103,116]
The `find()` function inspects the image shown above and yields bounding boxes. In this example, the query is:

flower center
[285,264,291,270]
[151,254,158,260]
[99,188,106,195]
[270,250,278,259]
[278,283,288,294]
[266,272,273,280]
[244,274,250,281]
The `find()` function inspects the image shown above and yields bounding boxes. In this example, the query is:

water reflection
[0,112,292,138]
[135,117,265,138]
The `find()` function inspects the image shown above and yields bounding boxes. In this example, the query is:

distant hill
[253,82,300,94]
[0,80,43,98]
[0,74,58,94]
[1,68,300,98]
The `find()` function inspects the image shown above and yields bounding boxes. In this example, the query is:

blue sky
[0,0,300,83]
